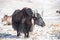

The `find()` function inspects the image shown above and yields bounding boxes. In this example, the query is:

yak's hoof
[17,34,20,37]
[24,35,29,38]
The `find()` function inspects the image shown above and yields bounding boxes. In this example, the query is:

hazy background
[0,0,60,24]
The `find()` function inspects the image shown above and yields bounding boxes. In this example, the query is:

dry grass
[46,23,60,34]
[48,30,60,34]
[50,23,60,28]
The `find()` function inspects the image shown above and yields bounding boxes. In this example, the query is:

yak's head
[32,10,45,27]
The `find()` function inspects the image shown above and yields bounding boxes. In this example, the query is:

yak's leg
[24,28,27,37]
[24,32,29,38]
[24,26,30,38]
[17,30,20,36]
[26,31,29,37]
[17,28,21,36]
[26,27,30,37]
[24,28,28,38]
[24,32,27,37]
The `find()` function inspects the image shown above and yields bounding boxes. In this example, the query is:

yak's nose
[41,22,45,27]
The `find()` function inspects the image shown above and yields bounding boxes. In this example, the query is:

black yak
[12,7,45,38]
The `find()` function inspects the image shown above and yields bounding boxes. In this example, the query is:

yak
[12,7,45,38]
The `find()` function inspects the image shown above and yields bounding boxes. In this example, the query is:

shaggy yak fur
[12,7,45,38]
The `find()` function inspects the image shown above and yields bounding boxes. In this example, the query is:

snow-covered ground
[0,0,60,40]
[0,22,60,40]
